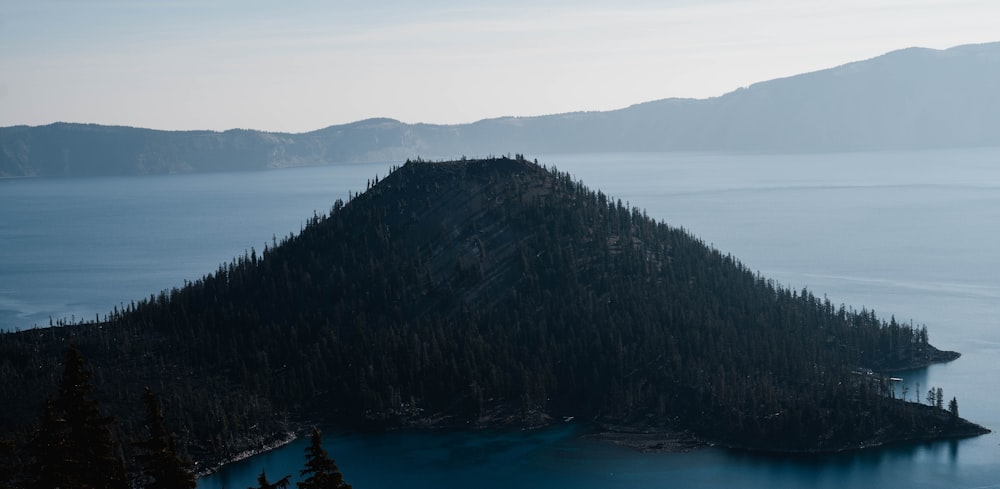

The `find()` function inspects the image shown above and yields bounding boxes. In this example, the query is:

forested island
[0,157,988,486]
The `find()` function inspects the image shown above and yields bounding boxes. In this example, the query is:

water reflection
[890,367,930,402]
[707,433,980,489]
[198,423,989,489]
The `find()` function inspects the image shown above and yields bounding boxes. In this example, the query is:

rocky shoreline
[875,347,961,373]
[195,405,989,482]
[194,351,985,477]
[194,430,299,478]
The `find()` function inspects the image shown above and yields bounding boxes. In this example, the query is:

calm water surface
[2,150,998,488]
[0,163,390,330]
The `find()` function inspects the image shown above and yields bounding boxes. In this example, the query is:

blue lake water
[2,149,999,488]
[0,163,389,330]
[203,425,997,489]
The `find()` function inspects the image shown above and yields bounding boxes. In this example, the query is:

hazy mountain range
[2,42,999,177]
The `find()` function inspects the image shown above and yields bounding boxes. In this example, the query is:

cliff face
[5,42,1000,177]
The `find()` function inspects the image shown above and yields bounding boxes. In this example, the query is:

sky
[1,0,998,133]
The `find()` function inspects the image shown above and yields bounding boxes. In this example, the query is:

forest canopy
[0,156,987,472]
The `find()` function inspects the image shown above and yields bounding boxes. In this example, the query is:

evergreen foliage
[0,157,987,464]
[135,387,197,489]
[250,469,291,489]
[298,428,351,489]
[24,344,129,489]
[0,436,15,489]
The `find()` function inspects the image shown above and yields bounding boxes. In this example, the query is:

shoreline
[193,352,979,475]
[875,348,961,374]
[196,410,989,480]
[195,431,299,478]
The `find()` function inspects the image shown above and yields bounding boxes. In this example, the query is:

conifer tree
[24,400,67,489]
[250,469,291,489]
[25,344,129,489]
[297,427,351,489]
[0,435,16,489]
[135,387,197,489]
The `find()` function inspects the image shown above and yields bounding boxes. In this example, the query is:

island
[0,157,988,481]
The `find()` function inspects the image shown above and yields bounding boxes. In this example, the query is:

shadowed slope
[0,157,986,468]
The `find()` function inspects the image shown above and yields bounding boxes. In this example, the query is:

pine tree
[297,427,351,489]
[0,435,16,489]
[250,469,291,489]
[24,400,68,489]
[25,344,129,489]
[949,397,959,418]
[135,387,197,489]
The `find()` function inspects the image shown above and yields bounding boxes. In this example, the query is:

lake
[2,149,998,488]
[0,163,388,331]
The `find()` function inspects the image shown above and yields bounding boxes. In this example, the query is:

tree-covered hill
[0,157,987,470]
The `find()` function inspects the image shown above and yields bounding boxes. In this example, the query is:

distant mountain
[0,158,986,470]
[0,120,420,177]
[2,42,999,177]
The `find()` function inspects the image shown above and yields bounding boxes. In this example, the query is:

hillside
[0,120,413,177]
[3,42,1000,177]
[0,157,987,470]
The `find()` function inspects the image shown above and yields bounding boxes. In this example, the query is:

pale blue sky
[1,0,998,132]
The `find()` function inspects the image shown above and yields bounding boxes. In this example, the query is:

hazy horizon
[2,1,999,133]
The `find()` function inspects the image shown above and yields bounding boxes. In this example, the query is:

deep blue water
[2,150,999,488]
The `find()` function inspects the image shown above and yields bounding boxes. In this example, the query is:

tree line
[0,345,195,488]
[0,345,351,489]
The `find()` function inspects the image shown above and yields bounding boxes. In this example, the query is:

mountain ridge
[3,42,1000,177]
